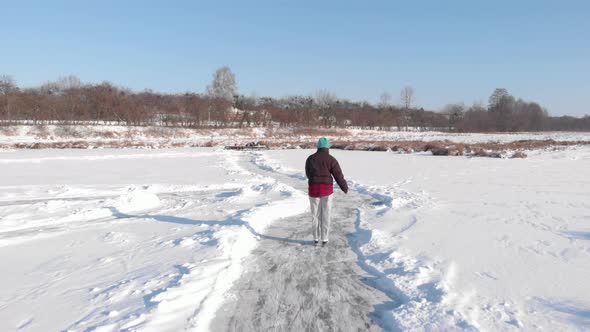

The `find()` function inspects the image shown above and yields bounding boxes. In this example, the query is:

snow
[1,144,589,331]
[0,148,305,331]
[259,147,590,331]
[1,124,590,148]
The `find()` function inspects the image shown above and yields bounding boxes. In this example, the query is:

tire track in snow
[0,189,195,248]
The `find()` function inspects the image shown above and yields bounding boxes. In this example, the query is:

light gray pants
[309,195,333,242]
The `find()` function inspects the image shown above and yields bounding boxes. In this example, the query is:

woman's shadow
[108,207,314,246]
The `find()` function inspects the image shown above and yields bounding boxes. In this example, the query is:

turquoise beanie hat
[317,137,330,149]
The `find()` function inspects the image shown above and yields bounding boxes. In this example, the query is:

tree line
[1,69,588,132]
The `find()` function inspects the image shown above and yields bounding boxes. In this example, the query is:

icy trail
[210,162,389,331]
[211,192,387,331]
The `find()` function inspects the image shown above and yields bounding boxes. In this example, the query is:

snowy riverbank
[2,124,590,149]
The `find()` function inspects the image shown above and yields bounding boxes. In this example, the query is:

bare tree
[442,103,465,131]
[398,86,415,130]
[206,66,237,102]
[56,75,82,90]
[0,75,18,122]
[379,92,392,108]
[0,75,16,93]
[400,86,414,109]
[488,88,514,131]
[488,88,509,109]
[314,90,337,127]
[2,74,589,132]
[458,102,489,132]
[206,66,236,125]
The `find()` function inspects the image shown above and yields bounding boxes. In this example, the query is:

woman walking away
[305,137,348,246]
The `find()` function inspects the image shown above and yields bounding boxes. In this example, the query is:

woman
[305,137,348,246]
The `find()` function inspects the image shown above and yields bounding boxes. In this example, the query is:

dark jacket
[305,148,348,193]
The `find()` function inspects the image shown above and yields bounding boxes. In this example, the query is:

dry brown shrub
[29,125,51,139]
[292,127,350,137]
[472,149,490,157]
[143,127,187,138]
[96,131,119,139]
[367,145,388,151]
[108,141,123,148]
[0,126,18,136]
[330,143,348,150]
[511,151,528,158]
[71,141,89,149]
[125,129,142,139]
[265,125,274,137]
[488,152,504,158]
[423,142,444,152]
[294,142,315,149]
[431,148,449,156]
[399,147,414,153]
[390,144,416,153]
[6,128,590,153]
[447,145,464,156]
[127,141,149,148]
[54,126,83,138]
[30,143,44,149]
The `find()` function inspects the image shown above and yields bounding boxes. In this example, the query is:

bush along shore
[257,139,590,159]
[4,138,590,159]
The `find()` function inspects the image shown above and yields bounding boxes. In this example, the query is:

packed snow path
[211,152,405,331]
[211,193,392,331]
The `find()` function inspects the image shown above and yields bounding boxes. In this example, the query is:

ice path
[210,151,480,331]
[211,152,393,331]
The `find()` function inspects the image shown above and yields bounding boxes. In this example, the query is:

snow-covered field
[1,146,589,331]
[1,124,590,148]
[0,148,308,331]
[261,147,590,331]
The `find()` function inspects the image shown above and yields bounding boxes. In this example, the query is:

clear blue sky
[1,0,589,116]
